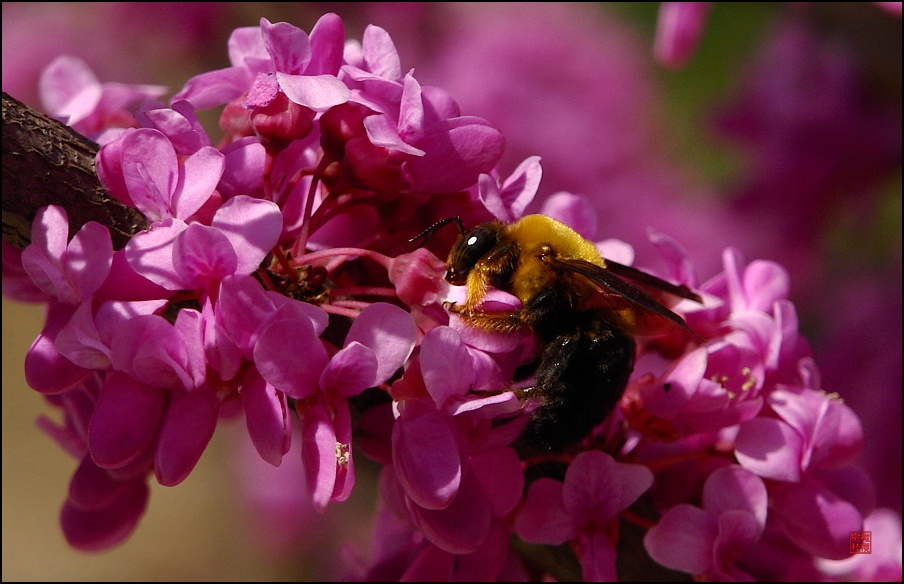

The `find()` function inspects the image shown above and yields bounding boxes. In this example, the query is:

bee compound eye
[449,225,498,279]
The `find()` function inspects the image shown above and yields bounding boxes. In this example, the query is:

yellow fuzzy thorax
[504,215,604,305]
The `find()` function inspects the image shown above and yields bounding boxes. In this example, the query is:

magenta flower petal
[363,113,425,156]
[301,399,338,511]
[563,451,653,521]
[420,326,476,408]
[88,373,165,469]
[404,117,505,194]
[218,138,267,199]
[702,465,768,533]
[540,192,597,240]
[469,447,524,517]
[644,503,718,574]
[345,302,417,385]
[392,406,461,510]
[65,221,114,298]
[712,510,760,579]
[154,388,219,486]
[55,301,111,369]
[320,341,378,398]
[60,476,149,552]
[39,55,102,125]
[329,401,356,504]
[773,477,863,560]
[307,13,345,75]
[172,66,251,110]
[121,129,179,220]
[276,72,350,111]
[124,219,189,290]
[172,224,238,290]
[241,368,291,466]
[654,2,712,69]
[173,145,224,219]
[402,545,455,581]
[735,417,803,481]
[361,25,401,79]
[68,456,141,512]
[515,477,575,545]
[576,530,618,582]
[210,196,282,275]
[254,317,329,399]
[25,304,91,394]
[411,469,492,554]
[260,18,312,73]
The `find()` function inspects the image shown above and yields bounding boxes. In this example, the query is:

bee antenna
[408,216,464,247]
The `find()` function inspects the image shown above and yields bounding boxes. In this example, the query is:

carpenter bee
[422,214,701,452]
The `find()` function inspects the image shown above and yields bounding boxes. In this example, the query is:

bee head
[446,224,500,285]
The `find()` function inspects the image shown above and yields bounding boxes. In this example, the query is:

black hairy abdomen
[523,323,636,451]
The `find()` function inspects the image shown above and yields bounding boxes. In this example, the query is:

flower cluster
[2,12,893,581]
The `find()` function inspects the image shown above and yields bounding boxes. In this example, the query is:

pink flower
[516,450,654,581]
[39,55,166,139]
[653,2,712,69]
[645,465,767,580]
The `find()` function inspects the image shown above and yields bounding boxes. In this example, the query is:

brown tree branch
[2,91,147,250]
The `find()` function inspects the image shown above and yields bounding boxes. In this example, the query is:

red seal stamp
[850,530,872,554]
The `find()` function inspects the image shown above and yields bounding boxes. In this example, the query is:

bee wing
[603,258,702,303]
[550,257,693,336]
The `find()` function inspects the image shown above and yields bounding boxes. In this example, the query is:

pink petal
[241,369,291,466]
[734,417,803,481]
[644,504,717,575]
[773,477,863,560]
[25,303,91,394]
[39,56,102,124]
[564,451,653,522]
[329,401,356,504]
[402,545,454,581]
[211,196,283,275]
[363,113,425,156]
[404,117,505,194]
[702,465,768,533]
[515,477,575,545]
[60,477,149,552]
[261,18,312,74]
[713,510,761,576]
[55,300,111,369]
[66,221,113,298]
[420,326,476,408]
[121,129,179,220]
[469,447,524,517]
[307,13,345,76]
[653,2,712,69]
[576,530,618,582]
[124,219,189,290]
[345,302,417,385]
[173,145,224,219]
[411,469,492,554]
[392,406,461,510]
[254,317,328,399]
[276,72,350,111]
[320,341,378,398]
[88,373,165,469]
[300,399,338,511]
[68,456,142,511]
[398,74,425,144]
[172,224,238,289]
[154,388,218,486]
[361,25,401,80]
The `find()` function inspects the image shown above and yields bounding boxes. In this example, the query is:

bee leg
[445,304,527,335]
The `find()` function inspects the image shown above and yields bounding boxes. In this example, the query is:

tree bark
[2,92,147,250]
